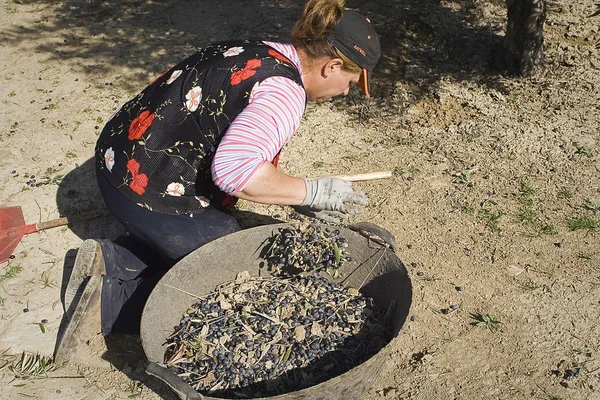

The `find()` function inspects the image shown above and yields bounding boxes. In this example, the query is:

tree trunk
[492,0,547,77]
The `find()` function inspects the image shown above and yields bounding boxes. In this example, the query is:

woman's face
[306,59,361,102]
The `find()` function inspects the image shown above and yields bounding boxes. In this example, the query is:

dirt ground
[0,0,599,399]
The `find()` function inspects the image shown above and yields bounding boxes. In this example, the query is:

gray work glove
[292,207,348,224]
[295,178,368,223]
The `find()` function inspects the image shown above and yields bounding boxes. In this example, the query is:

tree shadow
[55,156,124,240]
[7,0,510,109]
[102,333,180,400]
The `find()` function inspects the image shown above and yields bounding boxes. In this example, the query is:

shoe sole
[55,275,102,366]
[64,240,105,320]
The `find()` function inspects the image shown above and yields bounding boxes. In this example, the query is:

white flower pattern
[195,196,210,207]
[185,86,202,112]
[104,147,115,172]
[166,182,185,196]
[166,70,182,85]
[223,46,244,57]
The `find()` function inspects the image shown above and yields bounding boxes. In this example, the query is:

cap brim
[358,69,371,98]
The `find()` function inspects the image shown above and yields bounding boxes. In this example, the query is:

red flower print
[268,49,290,63]
[130,173,149,195]
[230,59,262,86]
[128,110,155,140]
[246,59,261,69]
[126,159,148,195]
[126,159,140,175]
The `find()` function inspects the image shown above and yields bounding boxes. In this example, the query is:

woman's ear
[322,58,344,77]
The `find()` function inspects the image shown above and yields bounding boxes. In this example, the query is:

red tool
[0,206,110,264]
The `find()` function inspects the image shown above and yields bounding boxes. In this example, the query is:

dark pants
[96,169,241,335]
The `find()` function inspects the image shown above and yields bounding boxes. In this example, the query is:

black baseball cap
[329,10,381,98]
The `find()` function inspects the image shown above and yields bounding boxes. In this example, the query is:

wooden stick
[329,171,393,181]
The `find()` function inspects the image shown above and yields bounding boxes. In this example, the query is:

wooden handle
[329,171,393,181]
[36,209,111,231]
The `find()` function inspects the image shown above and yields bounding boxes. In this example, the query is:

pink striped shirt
[211,42,306,194]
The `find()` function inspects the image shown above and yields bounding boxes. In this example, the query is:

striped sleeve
[211,76,306,194]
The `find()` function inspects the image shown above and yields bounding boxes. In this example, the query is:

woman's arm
[211,75,306,201]
[233,161,306,205]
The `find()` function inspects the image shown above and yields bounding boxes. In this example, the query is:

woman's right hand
[300,177,368,213]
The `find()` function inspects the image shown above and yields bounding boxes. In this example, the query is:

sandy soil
[0,0,599,399]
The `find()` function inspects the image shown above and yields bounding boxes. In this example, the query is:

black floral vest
[95,40,304,215]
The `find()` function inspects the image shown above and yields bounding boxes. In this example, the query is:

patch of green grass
[527,265,554,277]
[393,167,405,177]
[519,179,535,196]
[0,264,22,284]
[312,161,325,168]
[40,166,64,186]
[8,91,16,97]
[472,313,501,331]
[517,201,539,225]
[95,116,104,125]
[396,137,413,146]
[515,179,557,235]
[466,132,481,143]
[480,208,503,232]
[557,188,573,199]
[577,253,594,260]
[583,199,600,213]
[454,170,472,187]
[538,223,557,235]
[568,214,598,232]
[40,276,57,289]
[408,166,420,176]
[65,150,77,159]
[461,202,475,214]
[10,122,18,129]
[576,145,593,157]
[518,279,544,291]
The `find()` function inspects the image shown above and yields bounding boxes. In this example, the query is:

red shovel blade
[0,206,38,264]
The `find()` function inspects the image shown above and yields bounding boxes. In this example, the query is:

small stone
[9,255,15,260]
[407,244,413,249]
[449,304,460,311]
[11,170,16,174]
[560,381,569,388]
[410,315,416,322]
[41,319,48,324]
[456,286,464,293]
[564,369,575,379]
[23,308,29,313]
[416,271,424,276]
[410,262,417,268]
